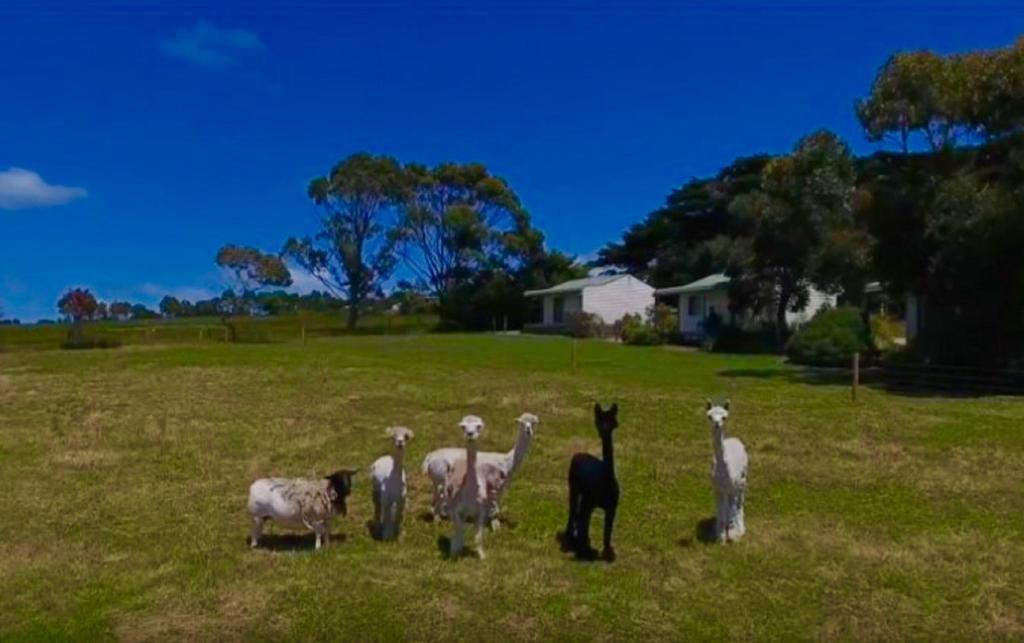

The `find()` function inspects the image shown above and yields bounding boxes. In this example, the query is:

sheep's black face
[326,470,356,515]
[593,402,619,437]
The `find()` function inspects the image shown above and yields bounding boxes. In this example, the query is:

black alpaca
[563,402,619,561]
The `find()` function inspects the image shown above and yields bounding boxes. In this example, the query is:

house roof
[654,273,731,296]
[523,274,628,297]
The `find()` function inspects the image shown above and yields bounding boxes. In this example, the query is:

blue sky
[2,1,1023,321]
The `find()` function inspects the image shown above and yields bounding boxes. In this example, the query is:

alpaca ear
[406,429,414,440]
[723,399,731,411]
[610,403,618,415]
[705,399,713,411]
[594,402,602,414]
[385,427,395,437]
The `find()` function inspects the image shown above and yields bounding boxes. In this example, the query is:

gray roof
[523,274,628,297]
[654,273,731,296]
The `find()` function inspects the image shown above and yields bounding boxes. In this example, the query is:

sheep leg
[474,511,487,560]
[249,515,265,549]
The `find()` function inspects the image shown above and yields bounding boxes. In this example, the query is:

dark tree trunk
[346,299,360,330]
[775,292,791,349]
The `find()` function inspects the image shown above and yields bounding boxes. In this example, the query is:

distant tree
[728,130,863,345]
[159,296,184,318]
[284,153,404,329]
[109,301,132,321]
[57,288,99,343]
[130,304,159,320]
[598,156,770,287]
[215,245,292,315]
[391,162,540,314]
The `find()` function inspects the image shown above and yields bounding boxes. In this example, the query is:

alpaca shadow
[554,530,613,563]
[250,533,347,552]
[365,520,382,541]
[435,536,480,560]
[417,511,436,523]
[679,517,719,547]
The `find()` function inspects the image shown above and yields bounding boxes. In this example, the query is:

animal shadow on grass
[554,530,610,563]
[435,536,480,560]
[417,511,435,523]
[251,533,347,552]
[365,520,382,541]
[678,517,718,547]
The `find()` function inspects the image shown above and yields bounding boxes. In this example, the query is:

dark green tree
[284,152,404,330]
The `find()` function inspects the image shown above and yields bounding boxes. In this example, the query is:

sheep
[706,399,748,542]
[248,469,356,550]
[562,403,620,561]
[421,412,539,523]
[443,415,507,559]
[369,426,414,540]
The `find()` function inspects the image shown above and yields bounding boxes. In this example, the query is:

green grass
[0,334,1021,640]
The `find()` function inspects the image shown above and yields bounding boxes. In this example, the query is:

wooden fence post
[571,338,578,376]
[301,322,307,346]
[852,351,860,402]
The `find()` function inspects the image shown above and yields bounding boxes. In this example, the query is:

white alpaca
[421,412,539,522]
[706,399,748,542]
[370,426,414,541]
[444,415,506,559]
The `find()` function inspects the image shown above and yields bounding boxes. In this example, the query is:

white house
[654,273,836,341]
[524,274,655,331]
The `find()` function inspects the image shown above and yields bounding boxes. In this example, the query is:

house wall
[677,285,835,336]
[582,276,655,324]
[785,288,837,327]
[539,292,582,326]
[678,288,731,334]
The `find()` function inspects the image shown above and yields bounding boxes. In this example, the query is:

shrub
[566,312,605,338]
[61,336,122,350]
[870,314,905,352]
[786,307,871,367]
[711,324,781,354]
[617,313,664,345]
[646,302,678,339]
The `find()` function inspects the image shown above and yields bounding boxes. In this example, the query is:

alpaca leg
[314,526,324,550]
[489,501,501,531]
[714,490,728,543]
[474,511,487,560]
[395,497,405,538]
[577,504,597,558]
[372,488,383,538]
[733,491,746,540]
[322,521,331,548]
[249,515,264,548]
[602,505,617,561]
[451,514,465,556]
[563,484,579,551]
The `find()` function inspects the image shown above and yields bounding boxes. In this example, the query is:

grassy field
[1,334,1022,640]
[0,312,438,352]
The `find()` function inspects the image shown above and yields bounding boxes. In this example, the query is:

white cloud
[138,283,217,303]
[159,21,264,68]
[0,168,87,210]
[287,265,332,296]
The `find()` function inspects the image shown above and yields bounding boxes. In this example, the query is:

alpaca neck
[465,440,479,491]
[390,446,405,477]
[505,430,532,474]
[601,434,615,473]
[711,425,727,468]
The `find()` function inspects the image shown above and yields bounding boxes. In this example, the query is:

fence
[853,352,1024,396]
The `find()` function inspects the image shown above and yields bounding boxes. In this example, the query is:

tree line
[600,36,1024,365]
[219,155,583,331]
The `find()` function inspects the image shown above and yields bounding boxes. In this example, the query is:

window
[553,296,565,324]
[687,295,699,316]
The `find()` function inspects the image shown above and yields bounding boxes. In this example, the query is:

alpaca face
[386,426,414,450]
[593,403,618,437]
[516,412,539,437]
[459,415,484,441]
[705,399,730,430]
